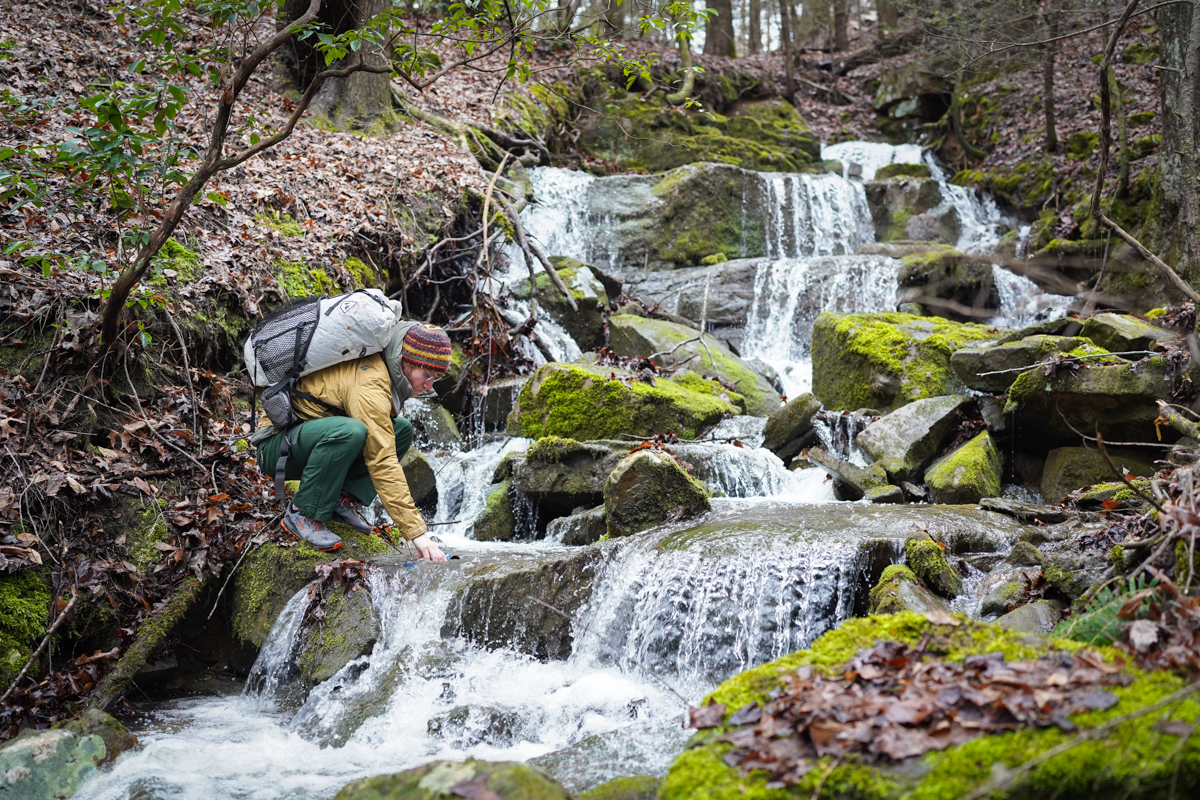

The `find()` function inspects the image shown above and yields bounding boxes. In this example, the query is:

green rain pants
[256,416,413,521]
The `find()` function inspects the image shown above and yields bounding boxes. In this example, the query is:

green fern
[1051,574,1156,646]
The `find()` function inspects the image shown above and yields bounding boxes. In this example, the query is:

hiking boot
[281,503,343,552]
[331,496,374,534]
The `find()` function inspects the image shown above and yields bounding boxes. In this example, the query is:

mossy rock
[608,314,780,417]
[950,159,1057,212]
[873,162,932,180]
[512,439,625,516]
[662,612,1200,800]
[1005,356,1180,447]
[52,709,139,766]
[230,526,391,652]
[518,258,609,351]
[868,564,950,615]
[897,247,999,321]
[761,393,822,454]
[1078,312,1174,354]
[1040,446,1159,504]
[811,312,1003,412]
[507,362,736,441]
[333,759,571,800]
[923,431,1003,505]
[471,480,517,542]
[0,728,106,800]
[603,450,712,538]
[576,92,820,174]
[904,536,963,598]
[950,335,1093,393]
[275,260,336,299]
[0,568,52,689]
[296,584,378,686]
[863,179,957,244]
[856,395,971,483]
[401,450,438,515]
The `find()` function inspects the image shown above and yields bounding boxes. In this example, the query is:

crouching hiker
[250,321,452,560]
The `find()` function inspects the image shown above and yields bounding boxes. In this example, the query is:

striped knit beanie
[401,324,452,374]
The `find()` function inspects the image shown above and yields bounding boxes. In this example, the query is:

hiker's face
[403,364,439,394]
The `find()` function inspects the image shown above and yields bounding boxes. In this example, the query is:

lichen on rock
[603,450,712,538]
[923,431,1004,504]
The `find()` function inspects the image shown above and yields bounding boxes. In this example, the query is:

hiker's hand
[412,532,446,563]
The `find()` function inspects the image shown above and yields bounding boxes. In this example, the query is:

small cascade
[245,585,315,709]
[673,441,817,499]
[573,509,871,697]
[813,410,879,466]
[423,438,530,542]
[987,265,1072,328]
[821,141,925,179]
[752,172,875,257]
[740,255,902,397]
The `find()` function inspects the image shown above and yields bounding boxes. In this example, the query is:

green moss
[276,260,336,299]
[905,537,963,598]
[1109,544,1127,575]
[670,372,748,414]
[950,159,1057,212]
[1175,540,1200,590]
[147,237,202,286]
[700,253,728,266]
[868,564,919,614]
[509,363,735,441]
[811,312,1002,412]
[471,481,517,542]
[127,500,170,571]
[343,257,377,289]
[0,569,52,687]
[525,436,588,463]
[898,245,961,272]
[1129,111,1155,127]
[258,210,304,238]
[1124,42,1159,64]
[1036,238,1107,258]
[874,162,932,180]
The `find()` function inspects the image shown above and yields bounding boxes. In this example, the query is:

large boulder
[864,178,959,244]
[442,549,600,661]
[812,312,1002,412]
[1005,356,1182,446]
[1040,446,1159,503]
[546,506,608,546]
[662,612,1200,800]
[576,93,820,175]
[868,564,951,614]
[1079,312,1174,354]
[507,362,736,441]
[608,314,781,417]
[924,431,1004,505]
[897,248,999,321]
[856,395,971,482]
[512,437,625,515]
[995,599,1065,634]
[51,710,139,767]
[604,450,712,538]
[622,259,761,352]
[951,335,1093,392]
[0,729,105,800]
[333,760,570,800]
[761,393,822,457]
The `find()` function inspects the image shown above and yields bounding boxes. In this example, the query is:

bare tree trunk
[667,31,697,104]
[285,0,390,126]
[704,0,737,56]
[1157,0,1200,284]
[951,72,989,160]
[1112,69,1130,196]
[749,0,763,53]
[1043,2,1059,153]
[877,0,898,34]
[780,0,796,98]
[833,0,850,51]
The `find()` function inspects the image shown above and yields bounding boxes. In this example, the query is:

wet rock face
[864,178,959,244]
[1040,446,1159,503]
[607,314,781,417]
[511,438,625,516]
[897,248,999,321]
[622,260,762,352]
[442,549,601,661]
[904,537,963,599]
[811,311,1002,412]
[507,362,737,442]
[856,395,970,483]
[761,393,822,456]
[951,335,1092,392]
[297,585,379,686]
[545,506,608,547]
[401,450,438,516]
[515,259,610,351]
[0,728,106,800]
[603,451,712,538]
[995,599,1065,634]
[471,480,517,542]
[807,447,899,503]
[869,564,950,615]
[1005,356,1182,447]
[333,759,571,800]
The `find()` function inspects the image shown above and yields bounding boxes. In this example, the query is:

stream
[76,143,1074,800]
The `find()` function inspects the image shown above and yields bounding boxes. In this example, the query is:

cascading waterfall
[75,141,1075,800]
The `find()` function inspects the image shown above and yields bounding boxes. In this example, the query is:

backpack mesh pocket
[249,297,321,427]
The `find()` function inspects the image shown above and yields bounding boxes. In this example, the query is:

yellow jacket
[260,354,427,540]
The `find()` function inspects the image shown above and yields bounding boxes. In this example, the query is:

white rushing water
[77,141,1073,800]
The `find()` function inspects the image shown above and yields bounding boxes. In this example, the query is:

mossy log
[89,574,210,712]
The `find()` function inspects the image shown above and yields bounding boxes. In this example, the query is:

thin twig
[164,307,200,439]
[480,151,512,268]
[1096,433,1164,513]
